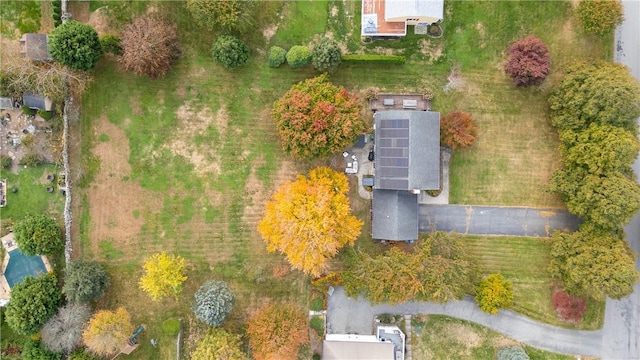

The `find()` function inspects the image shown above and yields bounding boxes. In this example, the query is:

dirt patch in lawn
[87,115,161,259]
[443,322,482,349]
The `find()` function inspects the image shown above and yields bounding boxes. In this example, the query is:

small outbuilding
[20,33,52,62]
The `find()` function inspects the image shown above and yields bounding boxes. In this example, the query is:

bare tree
[41,303,91,354]
[119,15,181,79]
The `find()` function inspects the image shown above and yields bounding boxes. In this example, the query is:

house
[361,0,444,37]
[20,33,52,62]
[323,324,405,360]
[372,110,440,241]
[22,92,54,111]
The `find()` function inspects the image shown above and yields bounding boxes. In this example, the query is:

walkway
[418,204,581,237]
[327,286,603,357]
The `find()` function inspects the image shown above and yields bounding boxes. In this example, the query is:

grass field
[465,236,604,330]
[70,1,613,358]
[412,314,579,360]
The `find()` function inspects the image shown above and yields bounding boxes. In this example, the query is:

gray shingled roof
[23,93,46,110]
[374,110,440,191]
[20,34,51,62]
[372,189,418,241]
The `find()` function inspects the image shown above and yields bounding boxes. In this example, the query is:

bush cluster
[268,46,287,67]
[286,45,311,68]
[38,109,55,120]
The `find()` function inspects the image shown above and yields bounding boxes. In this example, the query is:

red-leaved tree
[272,74,364,159]
[552,289,587,324]
[504,35,550,86]
[440,110,478,150]
[119,15,181,79]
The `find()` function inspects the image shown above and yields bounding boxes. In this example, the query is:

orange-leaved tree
[258,167,362,277]
[246,303,308,360]
[139,252,187,301]
[440,110,478,150]
[82,307,134,356]
[271,73,364,159]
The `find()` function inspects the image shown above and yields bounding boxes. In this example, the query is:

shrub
[1,155,12,169]
[19,152,43,167]
[286,45,311,68]
[192,280,235,326]
[311,37,341,72]
[22,105,37,115]
[552,289,587,323]
[162,318,181,336]
[22,339,62,360]
[496,346,530,360]
[211,35,249,69]
[268,46,287,68]
[69,348,101,360]
[48,21,101,70]
[310,316,324,335]
[440,110,478,150]
[504,35,550,86]
[475,273,514,314]
[38,109,55,120]
[99,34,122,55]
[341,54,406,64]
[577,0,624,36]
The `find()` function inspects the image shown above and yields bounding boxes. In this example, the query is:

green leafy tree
[41,303,91,354]
[577,0,624,36]
[246,303,308,360]
[5,273,61,335]
[475,273,514,314]
[186,0,255,34]
[139,252,187,301]
[48,20,101,70]
[311,38,342,72]
[286,45,311,68]
[271,74,364,159]
[22,339,62,360]
[63,260,110,303]
[268,46,287,68]
[211,35,249,69]
[343,232,478,304]
[258,167,362,277]
[549,226,639,301]
[192,280,235,326]
[549,61,640,133]
[559,123,640,175]
[13,214,62,255]
[496,346,530,360]
[550,167,640,231]
[191,328,248,360]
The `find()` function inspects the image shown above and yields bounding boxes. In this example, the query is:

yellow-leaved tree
[258,167,362,277]
[139,252,187,301]
[82,307,134,356]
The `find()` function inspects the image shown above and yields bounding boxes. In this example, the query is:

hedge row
[341,54,406,65]
[52,0,62,28]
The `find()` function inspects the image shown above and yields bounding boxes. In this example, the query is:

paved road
[327,286,603,357]
[603,1,640,358]
[419,205,581,237]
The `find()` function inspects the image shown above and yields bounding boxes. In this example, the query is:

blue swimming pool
[4,248,47,288]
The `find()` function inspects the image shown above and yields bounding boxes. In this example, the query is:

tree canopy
[13,214,63,255]
[186,0,255,34]
[576,0,624,35]
[246,303,308,360]
[549,226,639,301]
[475,273,514,314]
[258,167,362,277]
[192,280,235,326]
[503,35,550,86]
[211,35,249,68]
[48,20,101,70]
[548,61,640,133]
[63,260,110,303]
[343,232,478,304]
[139,252,187,301]
[5,273,61,335]
[82,307,134,356]
[272,74,364,159]
[41,303,91,354]
[440,110,478,150]
[119,14,181,79]
[191,328,248,360]
[311,38,342,72]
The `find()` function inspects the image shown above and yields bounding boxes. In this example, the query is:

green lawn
[413,314,577,360]
[0,0,40,37]
[465,235,604,330]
